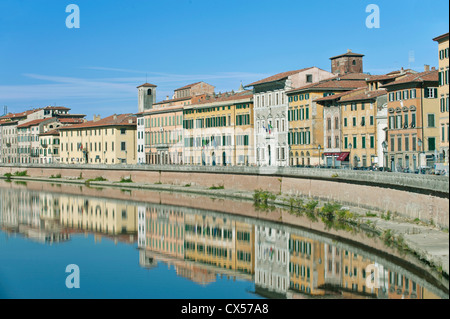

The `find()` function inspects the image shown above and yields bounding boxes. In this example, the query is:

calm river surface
[0,180,448,299]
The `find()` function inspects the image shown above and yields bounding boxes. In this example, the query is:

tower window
[352,60,356,65]
[147,89,152,95]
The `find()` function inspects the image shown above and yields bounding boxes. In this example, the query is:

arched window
[147,89,152,95]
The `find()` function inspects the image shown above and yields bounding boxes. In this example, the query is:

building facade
[249,67,334,167]
[382,70,440,172]
[287,74,370,167]
[183,90,254,166]
[433,33,449,167]
[59,114,137,165]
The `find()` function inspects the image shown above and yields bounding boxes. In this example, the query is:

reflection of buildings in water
[139,206,255,285]
[288,235,325,296]
[0,188,69,243]
[387,270,425,299]
[1,185,445,299]
[58,196,137,242]
[184,214,236,270]
[324,243,342,287]
[340,250,381,297]
[255,226,290,296]
[137,205,146,247]
[143,206,184,258]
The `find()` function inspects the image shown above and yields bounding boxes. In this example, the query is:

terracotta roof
[330,50,364,60]
[174,82,203,91]
[245,67,315,87]
[338,89,387,103]
[17,118,54,129]
[154,96,191,105]
[44,106,70,110]
[192,90,253,107]
[137,83,157,88]
[381,70,439,88]
[287,79,368,94]
[58,118,85,124]
[0,109,40,120]
[0,120,18,126]
[433,32,449,42]
[58,114,136,130]
[39,129,60,136]
[315,88,366,103]
[141,105,184,116]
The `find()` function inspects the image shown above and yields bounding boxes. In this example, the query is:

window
[370,136,375,148]
[410,89,416,99]
[344,118,348,127]
[306,74,313,83]
[120,128,126,135]
[362,136,366,149]
[335,117,339,129]
[424,88,438,99]
[370,116,374,126]
[398,136,402,152]
[428,114,435,127]
[428,137,436,151]
[352,117,357,127]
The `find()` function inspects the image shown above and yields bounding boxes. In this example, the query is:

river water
[0,180,448,299]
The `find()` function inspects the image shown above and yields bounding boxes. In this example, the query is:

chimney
[431,66,436,71]
[93,115,101,122]
[424,65,430,72]
[347,49,352,53]
[113,114,117,120]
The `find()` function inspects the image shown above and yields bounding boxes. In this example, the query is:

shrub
[13,170,28,177]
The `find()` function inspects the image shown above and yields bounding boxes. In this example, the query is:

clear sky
[0,0,448,120]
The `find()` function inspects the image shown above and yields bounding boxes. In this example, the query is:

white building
[247,67,334,167]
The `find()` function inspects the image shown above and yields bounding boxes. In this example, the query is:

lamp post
[418,138,423,174]
[318,144,322,168]
[382,141,388,171]
[349,143,353,170]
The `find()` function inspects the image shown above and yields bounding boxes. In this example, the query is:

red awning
[337,152,350,161]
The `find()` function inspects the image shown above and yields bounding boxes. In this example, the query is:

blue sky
[0,0,448,120]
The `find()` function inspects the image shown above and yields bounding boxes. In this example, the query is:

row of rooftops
[2,35,446,132]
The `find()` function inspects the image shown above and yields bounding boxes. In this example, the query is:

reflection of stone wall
[0,165,448,227]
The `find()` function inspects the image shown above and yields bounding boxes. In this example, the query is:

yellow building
[382,70,440,171]
[338,89,387,168]
[183,90,254,166]
[433,33,449,166]
[59,114,137,165]
[287,74,369,166]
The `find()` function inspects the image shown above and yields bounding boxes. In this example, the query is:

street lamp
[382,140,388,170]
[318,144,321,168]
[418,139,423,174]
[349,143,353,170]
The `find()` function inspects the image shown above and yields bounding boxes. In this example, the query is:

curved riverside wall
[1,164,449,228]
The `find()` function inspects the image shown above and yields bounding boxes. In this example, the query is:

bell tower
[137,83,157,113]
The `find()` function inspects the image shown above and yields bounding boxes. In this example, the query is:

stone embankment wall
[1,164,448,227]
